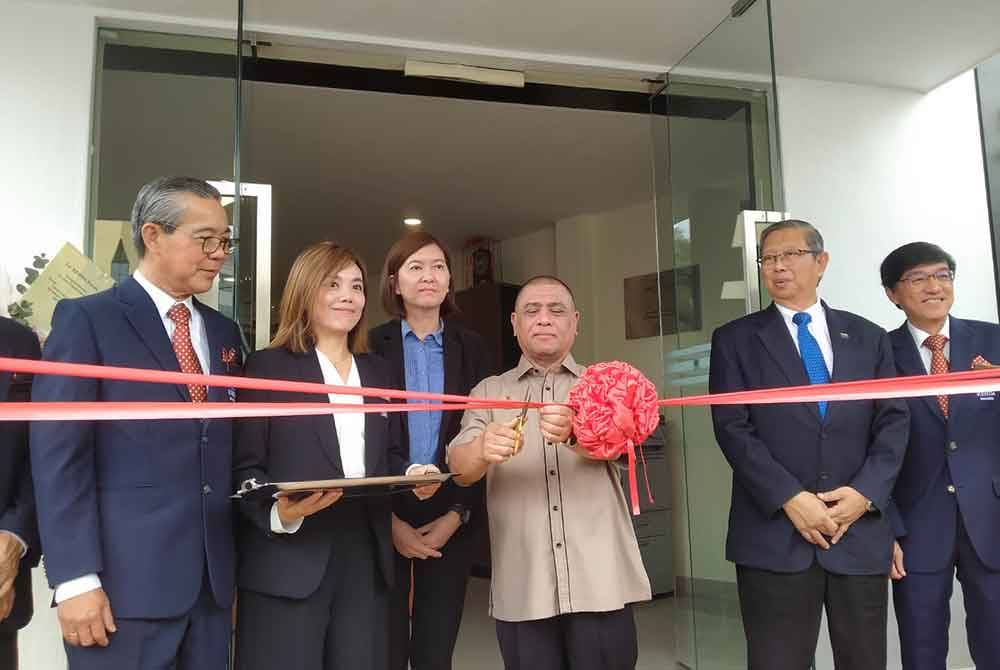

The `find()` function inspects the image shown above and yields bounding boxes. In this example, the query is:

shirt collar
[515,353,584,380]
[774,299,825,324]
[401,319,444,346]
[907,316,950,350]
[133,269,196,321]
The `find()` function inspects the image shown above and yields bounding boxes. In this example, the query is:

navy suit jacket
[890,317,1000,572]
[0,317,41,632]
[709,302,909,575]
[234,347,409,599]
[30,276,243,618]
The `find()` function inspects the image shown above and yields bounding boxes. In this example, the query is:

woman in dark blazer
[234,241,439,670]
[370,231,492,670]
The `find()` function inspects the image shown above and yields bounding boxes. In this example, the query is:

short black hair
[515,275,576,310]
[879,242,956,288]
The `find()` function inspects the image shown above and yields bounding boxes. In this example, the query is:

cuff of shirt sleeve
[55,574,102,604]
[270,502,303,534]
[406,463,441,476]
[0,530,27,559]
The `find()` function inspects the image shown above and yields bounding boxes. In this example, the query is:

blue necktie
[792,312,829,418]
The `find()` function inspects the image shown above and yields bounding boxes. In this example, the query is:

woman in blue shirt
[370,231,491,670]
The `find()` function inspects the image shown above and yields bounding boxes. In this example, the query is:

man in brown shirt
[448,276,650,670]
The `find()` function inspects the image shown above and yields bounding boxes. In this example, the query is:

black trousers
[495,606,638,670]
[235,526,388,670]
[0,631,15,670]
[387,527,476,670]
[737,562,887,670]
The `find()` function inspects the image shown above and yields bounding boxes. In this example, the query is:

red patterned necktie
[923,334,949,417]
[167,303,207,403]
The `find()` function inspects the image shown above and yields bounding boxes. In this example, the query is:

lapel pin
[839,332,850,340]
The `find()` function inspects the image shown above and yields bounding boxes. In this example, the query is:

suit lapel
[947,317,974,423]
[824,304,855,424]
[380,323,410,454]
[299,351,345,476]
[891,322,945,424]
[439,323,463,458]
[356,355,382,477]
[119,277,189,402]
[195,299,225,403]
[756,304,819,422]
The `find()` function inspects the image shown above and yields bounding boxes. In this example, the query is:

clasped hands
[783,487,869,549]
[480,405,574,464]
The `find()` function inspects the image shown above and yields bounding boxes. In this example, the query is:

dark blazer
[369,319,491,527]
[29,276,243,619]
[234,347,409,598]
[889,317,1000,571]
[0,317,41,632]
[709,302,909,575]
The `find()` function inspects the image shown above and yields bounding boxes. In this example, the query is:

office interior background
[2,0,1000,667]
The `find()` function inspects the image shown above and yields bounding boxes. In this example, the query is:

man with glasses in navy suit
[31,177,244,670]
[882,242,1000,669]
[709,219,909,670]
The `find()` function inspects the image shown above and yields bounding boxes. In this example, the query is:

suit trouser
[494,606,638,670]
[235,522,388,670]
[893,511,1000,670]
[64,578,229,670]
[387,527,475,670]
[0,631,16,670]
[737,562,888,670]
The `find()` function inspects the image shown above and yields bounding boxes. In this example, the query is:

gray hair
[759,219,824,253]
[130,176,221,257]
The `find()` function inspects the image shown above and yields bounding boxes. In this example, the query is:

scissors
[511,388,531,456]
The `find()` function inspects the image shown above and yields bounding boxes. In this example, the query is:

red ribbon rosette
[566,361,660,515]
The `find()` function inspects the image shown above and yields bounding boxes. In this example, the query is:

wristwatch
[865,499,877,513]
[449,504,471,525]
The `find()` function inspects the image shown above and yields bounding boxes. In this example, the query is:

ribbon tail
[627,440,640,516]
[638,441,654,505]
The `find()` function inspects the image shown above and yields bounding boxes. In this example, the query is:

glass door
[651,1,783,667]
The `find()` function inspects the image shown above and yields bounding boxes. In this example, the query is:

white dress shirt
[270,351,366,535]
[775,299,834,375]
[54,270,212,604]
[907,317,951,373]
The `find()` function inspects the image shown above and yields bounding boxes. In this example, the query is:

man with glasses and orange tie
[31,177,244,670]
[881,242,1000,669]
[709,219,909,670]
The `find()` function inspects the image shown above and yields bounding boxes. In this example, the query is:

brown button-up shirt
[449,354,651,622]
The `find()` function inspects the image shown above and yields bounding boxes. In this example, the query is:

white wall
[780,71,998,326]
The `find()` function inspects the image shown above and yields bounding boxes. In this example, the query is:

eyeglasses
[758,248,818,268]
[160,223,238,256]
[898,270,954,289]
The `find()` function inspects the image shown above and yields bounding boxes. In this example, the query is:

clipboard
[232,472,452,502]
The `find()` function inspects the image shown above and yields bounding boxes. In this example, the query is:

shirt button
[550,469,557,476]
[553,505,559,511]
[202,484,212,495]
[555,542,562,548]
[947,484,956,494]
[948,441,959,452]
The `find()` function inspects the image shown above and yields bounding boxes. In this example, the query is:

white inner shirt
[774,300,834,375]
[907,317,951,374]
[315,350,366,479]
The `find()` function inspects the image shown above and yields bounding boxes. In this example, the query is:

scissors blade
[518,388,531,423]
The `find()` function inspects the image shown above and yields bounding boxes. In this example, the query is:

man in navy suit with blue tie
[30,177,244,669]
[881,242,1000,669]
[710,219,909,670]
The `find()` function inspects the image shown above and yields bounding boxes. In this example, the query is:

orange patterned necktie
[923,334,949,417]
[167,303,207,403]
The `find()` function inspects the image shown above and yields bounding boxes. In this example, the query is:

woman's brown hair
[379,231,458,319]
[271,241,370,354]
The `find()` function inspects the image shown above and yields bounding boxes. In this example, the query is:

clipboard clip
[511,388,530,456]
[232,477,263,499]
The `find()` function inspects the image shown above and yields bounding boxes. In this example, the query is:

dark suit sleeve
[848,330,909,511]
[884,498,907,539]
[709,327,806,517]
[0,327,41,565]
[29,300,104,587]
[233,352,275,535]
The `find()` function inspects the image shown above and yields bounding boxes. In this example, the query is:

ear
[391,275,400,296]
[884,286,903,309]
[141,222,163,255]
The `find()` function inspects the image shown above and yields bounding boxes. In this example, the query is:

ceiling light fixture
[404,218,422,227]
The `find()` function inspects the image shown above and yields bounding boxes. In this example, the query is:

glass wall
[652,1,782,667]
[977,53,1000,300]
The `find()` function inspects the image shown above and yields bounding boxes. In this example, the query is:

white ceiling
[47,0,1000,91]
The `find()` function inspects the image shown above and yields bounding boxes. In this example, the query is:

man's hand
[391,514,442,560]
[539,405,574,445]
[417,512,462,551]
[0,533,21,623]
[783,491,839,550]
[890,541,906,581]
[480,419,519,464]
[409,464,443,501]
[817,486,869,544]
[0,579,14,622]
[275,489,343,527]
[58,588,116,647]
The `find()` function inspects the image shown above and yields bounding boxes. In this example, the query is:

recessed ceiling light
[404,218,422,226]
